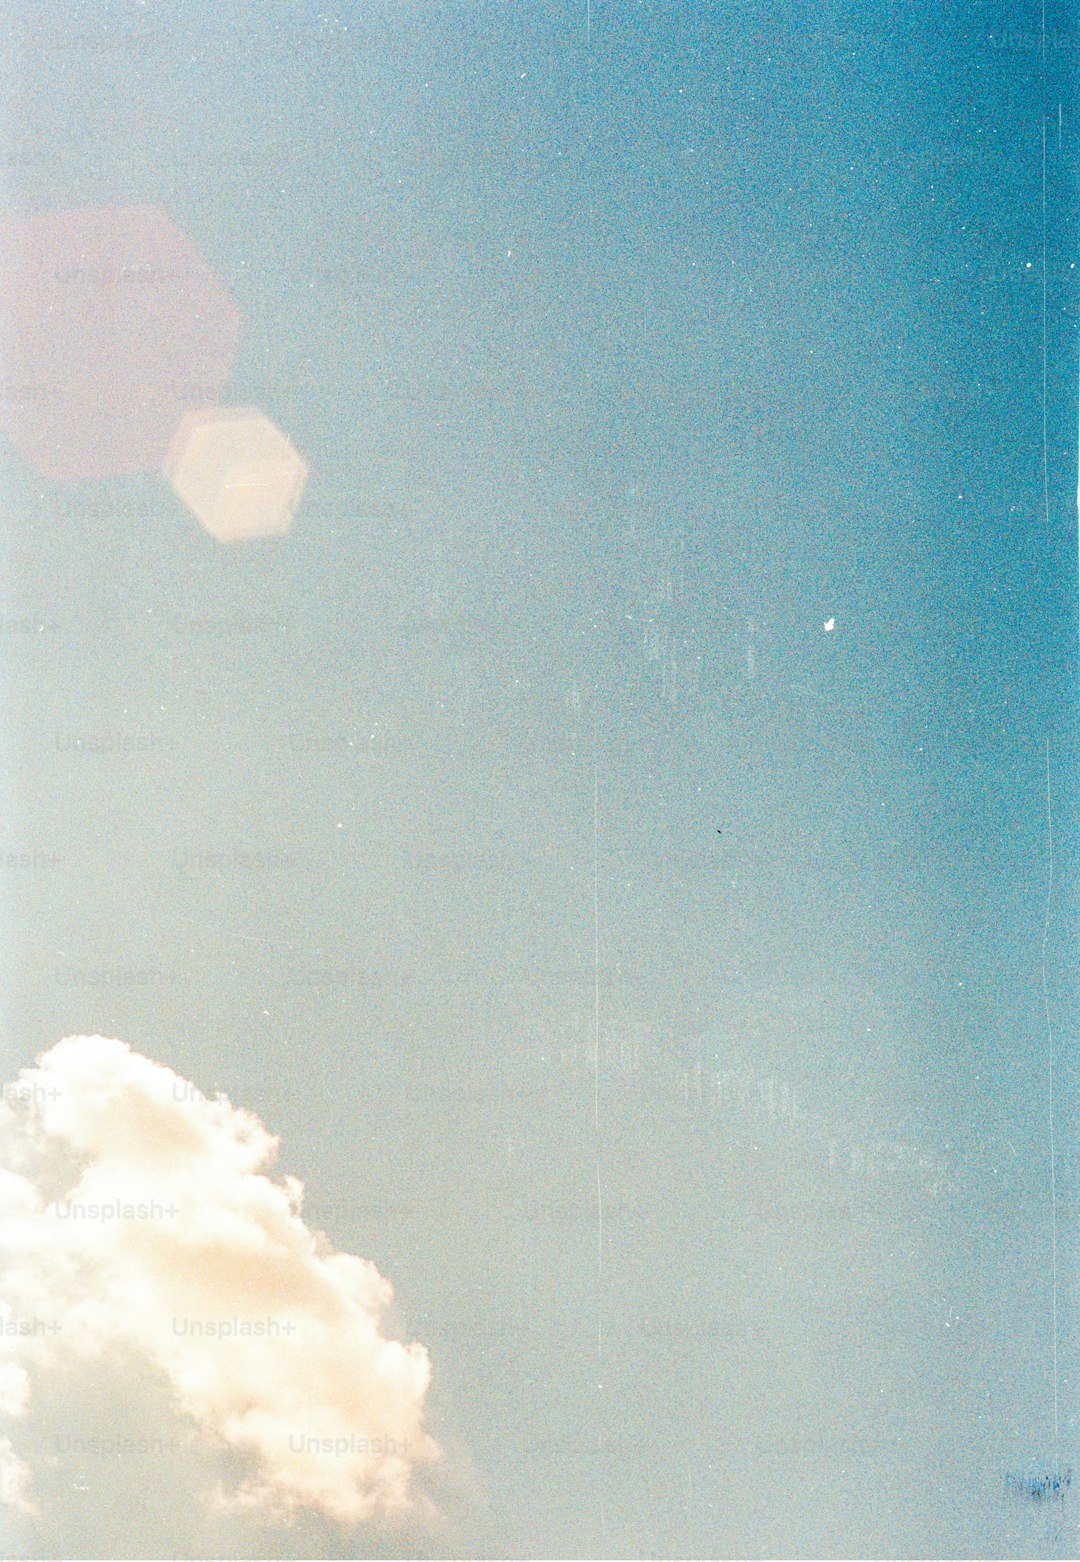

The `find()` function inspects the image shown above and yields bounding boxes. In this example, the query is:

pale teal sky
[1,2,1077,1557]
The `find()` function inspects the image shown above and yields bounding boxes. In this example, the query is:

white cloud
[0,1437,37,1517]
[0,1035,439,1527]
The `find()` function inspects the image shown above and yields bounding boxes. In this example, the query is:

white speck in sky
[824,617,835,632]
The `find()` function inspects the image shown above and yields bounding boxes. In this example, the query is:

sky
[0,1,1077,1557]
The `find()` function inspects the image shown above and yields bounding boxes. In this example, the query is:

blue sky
[0,2,1077,1556]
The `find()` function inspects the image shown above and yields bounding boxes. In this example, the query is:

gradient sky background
[1,1,1077,1557]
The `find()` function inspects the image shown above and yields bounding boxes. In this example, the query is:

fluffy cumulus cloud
[0,1035,439,1527]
